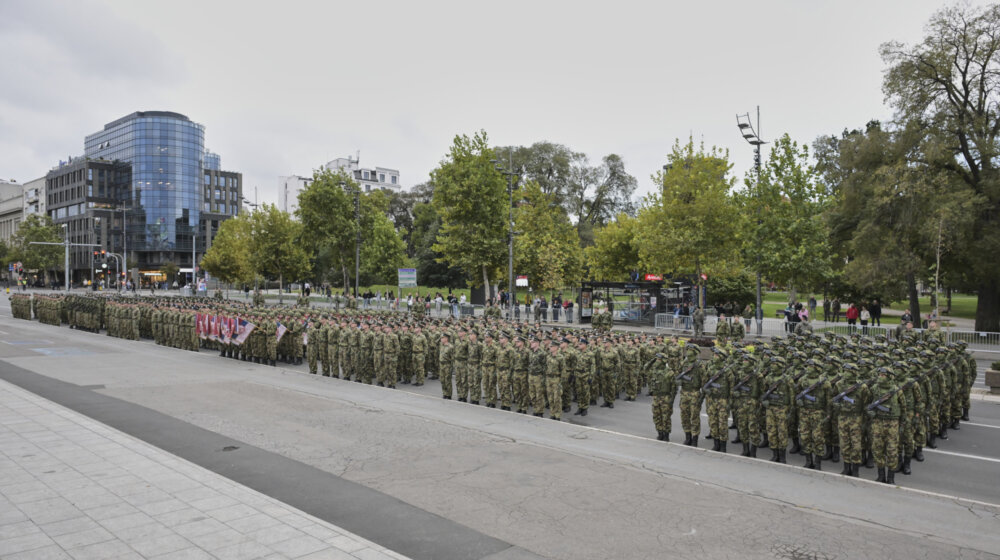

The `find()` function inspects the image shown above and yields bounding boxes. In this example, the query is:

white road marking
[924,448,1000,464]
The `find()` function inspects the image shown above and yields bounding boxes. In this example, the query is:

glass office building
[75,111,241,279]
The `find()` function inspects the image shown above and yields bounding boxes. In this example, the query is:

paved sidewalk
[0,379,409,560]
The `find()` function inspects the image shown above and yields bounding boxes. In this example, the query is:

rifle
[795,375,841,406]
[701,364,736,393]
[833,380,865,404]
[674,363,697,382]
[733,370,756,394]
[865,381,911,413]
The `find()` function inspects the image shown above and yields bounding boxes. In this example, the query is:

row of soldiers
[10,293,32,320]
[660,330,976,484]
[11,293,977,487]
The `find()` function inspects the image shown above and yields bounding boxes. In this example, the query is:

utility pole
[493,151,518,320]
[30,224,99,292]
[737,106,766,336]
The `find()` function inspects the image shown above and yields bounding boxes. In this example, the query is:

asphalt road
[1,297,999,559]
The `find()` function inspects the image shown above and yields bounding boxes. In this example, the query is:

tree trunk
[482,265,490,305]
[278,273,284,305]
[788,285,797,305]
[342,265,349,294]
[975,279,1000,332]
[906,272,921,329]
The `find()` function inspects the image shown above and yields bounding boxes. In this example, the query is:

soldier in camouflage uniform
[467,331,482,404]
[761,356,791,463]
[832,363,868,477]
[649,350,677,441]
[715,315,730,347]
[438,333,454,399]
[480,333,498,406]
[454,330,470,402]
[703,348,733,453]
[513,336,531,413]
[622,338,640,401]
[411,327,427,386]
[597,339,619,408]
[496,333,515,410]
[678,344,704,447]
[867,366,901,484]
[794,359,832,470]
[731,350,761,457]
[572,338,595,416]
[545,342,564,420]
[528,338,547,417]
[382,325,399,388]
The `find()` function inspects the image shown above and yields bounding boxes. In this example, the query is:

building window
[204,203,210,212]
[391,175,397,184]
[87,169,93,181]
[365,184,371,192]
[379,173,385,183]
[205,174,210,185]
[363,170,370,180]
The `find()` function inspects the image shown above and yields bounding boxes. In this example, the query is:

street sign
[398,268,417,288]
[516,275,528,287]
[644,274,662,281]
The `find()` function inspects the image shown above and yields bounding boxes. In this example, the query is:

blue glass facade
[84,111,204,264]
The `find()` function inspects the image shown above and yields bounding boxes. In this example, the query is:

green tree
[250,204,311,300]
[512,181,584,291]
[358,189,407,285]
[161,261,179,287]
[636,138,743,306]
[881,3,1000,330]
[200,214,254,292]
[432,130,507,301]
[567,153,638,246]
[738,133,833,301]
[584,214,641,281]
[9,214,62,281]
[296,169,356,289]
[411,199,465,289]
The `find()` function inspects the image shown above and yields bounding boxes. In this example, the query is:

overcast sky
[0,0,981,205]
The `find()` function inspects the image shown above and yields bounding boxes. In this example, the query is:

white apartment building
[279,156,402,215]
[0,179,24,243]
[22,176,45,217]
[278,175,313,215]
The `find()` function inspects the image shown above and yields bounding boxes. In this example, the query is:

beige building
[0,179,24,243]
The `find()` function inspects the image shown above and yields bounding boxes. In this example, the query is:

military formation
[9,291,977,486]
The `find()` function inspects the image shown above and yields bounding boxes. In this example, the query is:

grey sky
[0,0,979,205]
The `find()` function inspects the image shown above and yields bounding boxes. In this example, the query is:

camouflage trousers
[652,395,675,435]
[468,363,482,403]
[361,350,374,384]
[529,374,546,414]
[798,408,826,455]
[266,337,277,362]
[498,369,512,409]
[624,363,639,400]
[575,373,591,411]
[561,374,573,412]
[440,360,454,398]
[481,364,497,405]
[454,361,468,400]
[837,414,864,464]
[600,370,616,405]
[413,353,426,385]
[734,398,760,446]
[765,406,789,450]
[307,342,318,374]
[546,376,562,419]
[706,397,729,440]
[323,345,335,376]
[338,346,349,378]
[787,406,799,439]
[899,410,915,455]
[679,390,702,435]
[950,388,964,420]
[383,354,397,388]
[513,371,528,413]
[872,417,899,469]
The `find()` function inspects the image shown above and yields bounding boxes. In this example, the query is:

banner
[219,316,230,343]
[196,313,204,338]
[276,321,287,342]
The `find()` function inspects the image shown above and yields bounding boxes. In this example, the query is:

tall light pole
[737,106,766,336]
[342,181,360,297]
[493,151,518,320]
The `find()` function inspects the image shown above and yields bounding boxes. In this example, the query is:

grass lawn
[761,291,977,322]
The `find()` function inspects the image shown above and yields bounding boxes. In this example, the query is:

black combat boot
[804,454,815,469]
[579,409,587,416]
[913,447,924,462]
[902,456,911,475]
[778,449,787,463]
[927,434,937,449]
[662,432,668,442]
[852,463,861,477]
[893,453,904,473]
[563,405,571,413]
[501,405,509,411]
[741,442,750,457]
[269,360,276,366]
[720,441,727,453]
[706,433,713,440]
[657,431,666,441]
[951,418,960,430]
[865,452,875,469]
[470,400,479,405]
[876,467,886,482]
[748,445,757,458]
[886,468,895,485]
[770,448,779,462]
[683,432,692,446]
[729,419,737,429]
[712,438,721,452]
[822,445,833,461]
[962,407,970,421]
[814,457,822,471]
[691,435,699,448]
[831,446,840,463]
[533,412,543,417]
[759,433,769,449]
[840,460,850,475]
[939,425,948,440]
[789,438,801,455]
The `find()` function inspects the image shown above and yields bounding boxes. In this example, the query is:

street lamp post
[737,106,766,336]
[493,151,518,320]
